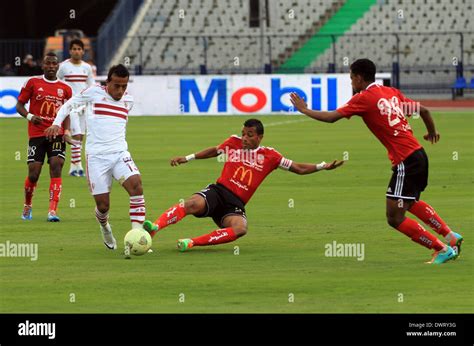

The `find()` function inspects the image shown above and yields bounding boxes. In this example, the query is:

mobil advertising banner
[1,74,355,117]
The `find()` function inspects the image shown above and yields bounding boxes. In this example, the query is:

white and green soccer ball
[124,229,152,258]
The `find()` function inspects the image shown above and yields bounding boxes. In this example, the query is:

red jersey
[336,83,422,166]
[17,75,72,138]
[216,136,293,204]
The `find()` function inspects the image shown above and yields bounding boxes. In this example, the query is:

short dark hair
[70,39,84,50]
[107,64,129,81]
[350,59,376,82]
[44,51,58,59]
[244,118,264,135]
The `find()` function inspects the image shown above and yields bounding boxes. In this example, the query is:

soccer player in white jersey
[57,39,95,177]
[45,65,145,250]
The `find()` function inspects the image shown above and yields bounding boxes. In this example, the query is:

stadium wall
[0,73,388,117]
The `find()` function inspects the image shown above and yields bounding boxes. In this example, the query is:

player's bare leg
[47,156,64,222]
[22,162,42,220]
[70,134,84,177]
[94,193,116,250]
[143,194,206,237]
[122,174,146,229]
[177,214,246,252]
[386,198,455,264]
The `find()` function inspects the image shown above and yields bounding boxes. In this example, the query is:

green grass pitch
[0,112,472,313]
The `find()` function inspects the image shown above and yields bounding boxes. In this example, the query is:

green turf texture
[0,112,472,313]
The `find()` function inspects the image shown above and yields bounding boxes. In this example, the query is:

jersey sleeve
[267,148,293,171]
[53,86,94,126]
[87,65,95,87]
[217,135,241,151]
[17,78,34,104]
[336,92,367,118]
[56,63,65,81]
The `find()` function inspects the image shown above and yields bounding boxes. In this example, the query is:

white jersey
[57,59,95,95]
[54,85,134,155]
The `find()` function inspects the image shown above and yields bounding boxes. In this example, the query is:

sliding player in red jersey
[16,52,73,222]
[290,58,463,264]
[143,119,344,251]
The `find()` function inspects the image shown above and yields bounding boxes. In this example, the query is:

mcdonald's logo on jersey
[39,101,57,116]
[233,166,253,186]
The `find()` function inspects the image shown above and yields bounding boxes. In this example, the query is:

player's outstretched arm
[45,96,86,142]
[290,92,343,123]
[289,160,344,175]
[170,146,220,166]
[418,105,440,144]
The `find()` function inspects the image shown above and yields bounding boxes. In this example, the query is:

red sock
[151,204,187,237]
[408,200,451,237]
[49,177,62,212]
[396,217,444,251]
[24,177,37,206]
[192,227,238,246]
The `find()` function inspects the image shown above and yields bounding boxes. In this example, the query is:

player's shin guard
[408,200,452,237]
[24,177,37,206]
[192,227,238,246]
[48,178,62,212]
[130,195,146,229]
[95,207,109,227]
[154,204,186,232]
[396,217,444,251]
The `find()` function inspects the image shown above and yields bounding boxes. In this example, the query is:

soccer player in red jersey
[16,52,73,222]
[290,58,463,264]
[143,119,344,251]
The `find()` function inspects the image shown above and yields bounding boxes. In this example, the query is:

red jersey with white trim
[216,136,293,204]
[17,76,72,139]
[57,59,95,95]
[336,83,422,166]
[53,85,133,155]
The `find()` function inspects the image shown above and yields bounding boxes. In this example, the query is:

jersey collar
[42,75,59,83]
[365,81,380,90]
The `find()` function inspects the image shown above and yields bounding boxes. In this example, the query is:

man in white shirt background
[57,38,95,177]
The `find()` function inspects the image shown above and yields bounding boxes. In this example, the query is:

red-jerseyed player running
[143,119,344,251]
[16,52,73,222]
[290,58,463,264]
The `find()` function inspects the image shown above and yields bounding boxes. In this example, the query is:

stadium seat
[451,76,467,100]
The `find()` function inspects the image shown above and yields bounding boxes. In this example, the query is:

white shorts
[70,108,86,136]
[86,151,140,195]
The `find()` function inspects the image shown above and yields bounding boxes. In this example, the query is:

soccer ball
[124,229,152,257]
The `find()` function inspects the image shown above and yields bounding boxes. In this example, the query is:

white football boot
[100,223,117,250]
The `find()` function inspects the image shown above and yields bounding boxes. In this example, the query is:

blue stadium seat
[470,77,474,89]
[452,77,467,89]
[451,77,467,100]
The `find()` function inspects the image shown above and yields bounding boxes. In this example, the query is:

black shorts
[194,183,247,228]
[27,136,66,165]
[386,148,428,201]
